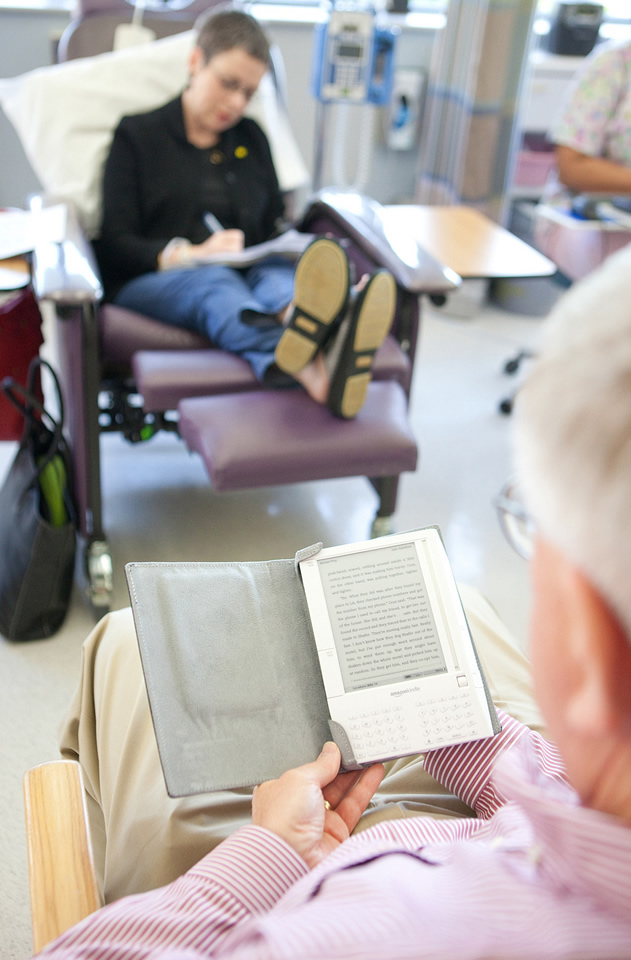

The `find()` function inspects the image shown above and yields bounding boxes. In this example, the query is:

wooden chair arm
[24,760,101,954]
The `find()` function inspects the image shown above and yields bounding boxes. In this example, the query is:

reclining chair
[8,0,458,610]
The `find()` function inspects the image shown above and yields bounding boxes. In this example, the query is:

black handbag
[0,357,77,641]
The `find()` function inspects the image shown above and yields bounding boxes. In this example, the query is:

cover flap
[126,559,331,797]
[328,720,362,771]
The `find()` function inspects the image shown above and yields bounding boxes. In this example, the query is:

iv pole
[311,2,396,194]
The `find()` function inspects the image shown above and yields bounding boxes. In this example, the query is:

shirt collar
[494,738,631,921]
[164,95,189,144]
[168,95,243,157]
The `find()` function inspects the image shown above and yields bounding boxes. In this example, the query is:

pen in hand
[203,212,225,235]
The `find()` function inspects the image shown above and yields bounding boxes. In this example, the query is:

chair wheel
[499,397,513,416]
[429,294,447,308]
[85,539,113,615]
[371,516,394,538]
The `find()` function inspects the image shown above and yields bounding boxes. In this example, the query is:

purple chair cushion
[133,350,259,410]
[371,336,412,390]
[133,336,411,412]
[178,380,417,491]
[100,304,211,370]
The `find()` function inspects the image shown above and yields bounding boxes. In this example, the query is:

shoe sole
[274,238,349,375]
[332,271,396,420]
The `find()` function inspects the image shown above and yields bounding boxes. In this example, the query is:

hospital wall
[0,7,437,211]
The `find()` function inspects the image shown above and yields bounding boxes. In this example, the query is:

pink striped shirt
[40,712,631,959]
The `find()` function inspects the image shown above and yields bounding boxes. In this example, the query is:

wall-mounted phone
[386,68,426,151]
[311,10,396,105]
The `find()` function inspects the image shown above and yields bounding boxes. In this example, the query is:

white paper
[183,229,315,269]
[0,205,67,259]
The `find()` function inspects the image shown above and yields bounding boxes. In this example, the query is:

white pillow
[0,32,309,237]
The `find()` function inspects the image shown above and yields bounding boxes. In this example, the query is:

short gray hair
[194,7,270,67]
[514,243,631,636]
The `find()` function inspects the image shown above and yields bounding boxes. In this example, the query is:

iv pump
[310,7,397,192]
[311,9,396,106]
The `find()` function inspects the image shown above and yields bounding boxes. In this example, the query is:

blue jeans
[114,256,295,381]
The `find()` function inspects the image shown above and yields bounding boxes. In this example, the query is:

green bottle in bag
[38,454,69,527]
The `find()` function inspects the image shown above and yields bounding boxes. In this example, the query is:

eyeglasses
[493,478,536,560]
[208,64,258,102]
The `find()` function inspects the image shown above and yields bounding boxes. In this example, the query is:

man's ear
[564,567,631,736]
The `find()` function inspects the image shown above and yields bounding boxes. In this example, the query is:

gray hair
[194,7,270,67]
[514,243,631,636]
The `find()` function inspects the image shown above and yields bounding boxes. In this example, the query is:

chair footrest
[133,337,411,413]
[178,381,418,492]
[133,350,258,411]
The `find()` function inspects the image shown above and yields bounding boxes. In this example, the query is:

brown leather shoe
[327,270,396,420]
[274,237,350,376]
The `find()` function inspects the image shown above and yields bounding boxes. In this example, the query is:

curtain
[415,0,538,223]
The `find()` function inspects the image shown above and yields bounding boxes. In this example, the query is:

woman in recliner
[95,8,395,420]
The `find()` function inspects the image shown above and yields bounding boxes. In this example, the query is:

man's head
[515,244,631,639]
[514,244,631,818]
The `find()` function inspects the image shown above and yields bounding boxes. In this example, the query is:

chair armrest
[300,188,460,295]
[28,197,102,305]
[24,760,101,953]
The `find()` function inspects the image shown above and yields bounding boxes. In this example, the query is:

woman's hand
[192,229,245,258]
[252,742,385,869]
[159,230,245,269]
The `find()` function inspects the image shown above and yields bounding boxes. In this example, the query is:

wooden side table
[382,205,557,415]
[383,205,556,280]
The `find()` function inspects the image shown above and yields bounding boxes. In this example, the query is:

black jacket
[95,96,285,300]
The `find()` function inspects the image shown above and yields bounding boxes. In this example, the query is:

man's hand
[251,742,385,869]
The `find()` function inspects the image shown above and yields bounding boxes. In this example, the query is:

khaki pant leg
[59,586,544,896]
[355,583,546,831]
[58,608,253,903]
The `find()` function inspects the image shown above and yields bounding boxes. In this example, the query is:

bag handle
[2,358,67,479]
[2,357,65,429]
[28,356,65,427]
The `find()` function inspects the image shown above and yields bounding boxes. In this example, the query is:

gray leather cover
[126,535,501,797]
[126,555,334,797]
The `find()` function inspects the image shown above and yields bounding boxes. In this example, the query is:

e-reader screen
[318,541,447,692]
